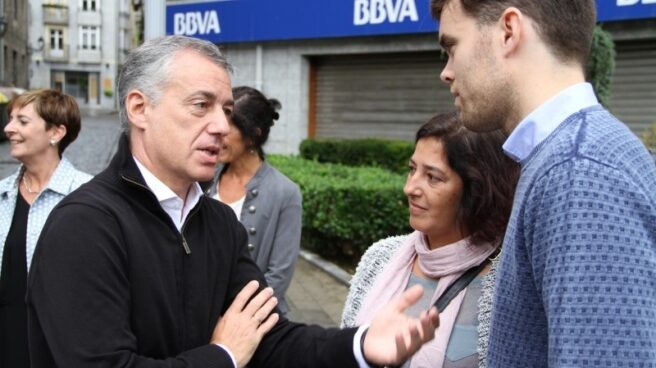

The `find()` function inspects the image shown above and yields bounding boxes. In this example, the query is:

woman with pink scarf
[341,112,518,368]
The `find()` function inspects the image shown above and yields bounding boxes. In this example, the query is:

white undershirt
[215,191,245,220]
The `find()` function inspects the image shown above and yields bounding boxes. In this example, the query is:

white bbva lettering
[354,0,369,25]
[617,0,656,5]
[173,10,221,35]
[353,0,419,26]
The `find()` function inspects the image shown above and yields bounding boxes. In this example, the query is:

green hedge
[268,155,411,260]
[641,122,656,155]
[587,25,616,107]
[299,138,414,174]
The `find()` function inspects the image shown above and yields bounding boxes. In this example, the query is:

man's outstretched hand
[363,284,439,366]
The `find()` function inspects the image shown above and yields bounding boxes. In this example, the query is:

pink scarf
[355,231,495,368]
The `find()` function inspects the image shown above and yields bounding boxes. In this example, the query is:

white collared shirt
[503,83,600,163]
[0,157,91,273]
[133,157,203,232]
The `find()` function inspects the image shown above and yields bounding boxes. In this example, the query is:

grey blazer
[210,162,302,315]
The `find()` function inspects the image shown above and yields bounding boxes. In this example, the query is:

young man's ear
[497,7,524,57]
[125,89,149,130]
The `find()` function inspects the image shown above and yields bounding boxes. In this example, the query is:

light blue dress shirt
[503,83,600,162]
[0,157,91,273]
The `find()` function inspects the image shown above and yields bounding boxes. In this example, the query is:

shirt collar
[502,82,599,162]
[132,156,203,231]
[45,157,79,195]
[0,157,79,196]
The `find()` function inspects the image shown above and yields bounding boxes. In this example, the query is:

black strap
[433,259,490,313]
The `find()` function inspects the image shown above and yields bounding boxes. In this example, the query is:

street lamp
[28,36,45,54]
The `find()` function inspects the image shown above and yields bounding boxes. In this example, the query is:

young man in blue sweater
[432,0,656,366]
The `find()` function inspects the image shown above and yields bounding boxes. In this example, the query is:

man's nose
[208,109,230,135]
[440,61,454,84]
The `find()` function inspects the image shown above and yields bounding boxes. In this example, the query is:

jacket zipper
[181,236,191,255]
[179,199,202,255]
[121,174,195,256]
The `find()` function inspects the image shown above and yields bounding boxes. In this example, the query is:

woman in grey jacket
[210,86,302,316]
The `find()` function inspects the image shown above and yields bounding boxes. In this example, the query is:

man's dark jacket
[26,135,358,367]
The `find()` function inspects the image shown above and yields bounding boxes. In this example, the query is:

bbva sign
[354,0,419,25]
[616,0,656,4]
[173,10,221,36]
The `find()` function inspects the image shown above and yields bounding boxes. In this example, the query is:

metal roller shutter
[608,40,656,135]
[313,52,451,141]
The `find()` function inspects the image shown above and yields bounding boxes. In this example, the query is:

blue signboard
[166,0,436,43]
[598,0,656,22]
[166,0,656,44]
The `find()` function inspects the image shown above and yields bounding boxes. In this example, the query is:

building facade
[28,0,136,112]
[167,0,656,154]
[0,0,29,89]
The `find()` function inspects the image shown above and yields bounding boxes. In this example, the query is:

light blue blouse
[0,157,91,273]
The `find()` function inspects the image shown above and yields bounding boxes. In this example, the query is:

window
[50,29,64,51]
[49,29,65,58]
[12,50,17,85]
[119,29,128,53]
[3,46,7,82]
[81,0,98,11]
[79,26,100,50]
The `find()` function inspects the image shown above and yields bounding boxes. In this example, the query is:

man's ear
[498,7,523,58]
[125,89,149,130]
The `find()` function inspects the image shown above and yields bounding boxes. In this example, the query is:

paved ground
[287,256,349,327]
[0,112,351,328]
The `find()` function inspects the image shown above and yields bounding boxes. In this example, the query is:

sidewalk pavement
[286,251,352,327]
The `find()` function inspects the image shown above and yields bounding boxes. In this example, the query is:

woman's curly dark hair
[415,112,519,246]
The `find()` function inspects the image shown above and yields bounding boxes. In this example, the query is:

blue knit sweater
[487,106,656,367]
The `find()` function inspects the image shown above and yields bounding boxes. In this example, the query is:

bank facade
[167,0,656,154]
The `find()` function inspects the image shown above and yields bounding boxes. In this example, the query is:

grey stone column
[143,0,166,40]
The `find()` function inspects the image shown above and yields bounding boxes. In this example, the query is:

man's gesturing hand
[212,280,279,368]
[363,284,439,366]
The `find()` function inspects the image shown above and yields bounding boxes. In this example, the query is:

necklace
[22,175,38,194]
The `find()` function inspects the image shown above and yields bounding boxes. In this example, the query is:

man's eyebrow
[438,34,456,50]
[185,91,216,101]
[184,91,235,108]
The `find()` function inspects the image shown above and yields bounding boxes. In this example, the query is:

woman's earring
[50,139,57,146]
